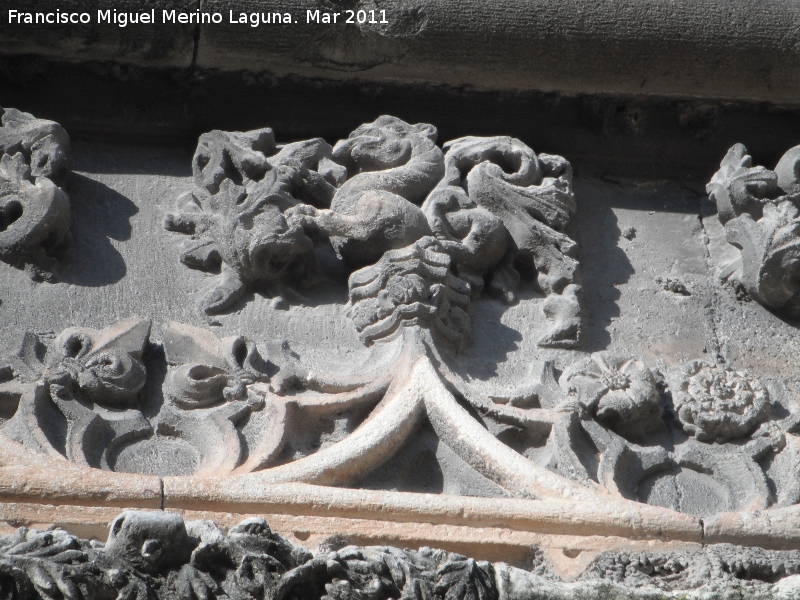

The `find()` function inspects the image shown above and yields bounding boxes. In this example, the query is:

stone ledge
[1,0,800,104]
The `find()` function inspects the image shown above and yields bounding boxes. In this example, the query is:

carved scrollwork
[166,115,582,349]
[0,107,72,281]
[707,143,800,317]
[0,318,152,468]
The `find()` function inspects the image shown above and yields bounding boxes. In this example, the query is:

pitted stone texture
[575,179,713,365]
[0,511,799,600]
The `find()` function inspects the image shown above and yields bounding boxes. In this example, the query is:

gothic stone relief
[707,143,800,318]
[2,510,800,600]
[163,116,582,349]
[0,106,71,281]
[2,116,800,522]
[3,312,800,516]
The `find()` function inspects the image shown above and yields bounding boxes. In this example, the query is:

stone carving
[4,316,800,517]
[580,545,800,592]
[163,128,323,314]
[165,116,583,348]
[707,143,800,317]
[559,354,663,442]
[0,106,71,281]
[2,511,800,600]
[669,360,770,443]
[0,318,152,468]
[348,236,472,349]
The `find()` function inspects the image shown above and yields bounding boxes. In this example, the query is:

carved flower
[348,237,472,348]
[669,361,769,442]
[44,319,150,408]
[162,322,270,409]
[559,354,663,442]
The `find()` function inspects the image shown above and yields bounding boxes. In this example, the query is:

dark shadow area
[442,298,523,382]
[58,173,137,286]
[68,141,193,177]
[577,191,636,352]
[5,57,800,182]
[138,342,168,420]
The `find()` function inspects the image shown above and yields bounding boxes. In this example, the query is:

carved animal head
[332,115,438,174]
[104,511,192,573]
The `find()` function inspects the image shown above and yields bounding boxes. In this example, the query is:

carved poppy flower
[348,237,472,349]
[559,354,663,442]
[669,361,769,443]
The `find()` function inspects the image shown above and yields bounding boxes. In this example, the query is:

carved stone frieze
[3,314,800,518]
[0,106,71,281]
[2,511,800,600]
[707,143,800,318]
[164,116,583,349]
[7,108,800,596]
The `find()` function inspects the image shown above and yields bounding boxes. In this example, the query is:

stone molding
[2,1,800,104]
[2,510,800,599]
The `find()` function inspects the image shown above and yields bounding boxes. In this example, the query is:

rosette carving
[0,107,72,281]
[667,361,770,443]
[559,354,663,442]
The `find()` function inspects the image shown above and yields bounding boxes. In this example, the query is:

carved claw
[200,268,247,314]
[538,284,583,348]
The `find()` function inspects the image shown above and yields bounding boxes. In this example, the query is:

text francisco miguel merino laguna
[7,7,390,27]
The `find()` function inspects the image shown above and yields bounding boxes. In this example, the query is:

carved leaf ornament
[0,107,72,281]
[707,143,800,317]
[2,116,800,523]
[4,509,800,599]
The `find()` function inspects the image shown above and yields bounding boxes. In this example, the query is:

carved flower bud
[560,354,663,442]
[77,348,147,405]
[168,364,231,409]
[668,361,769,442]
[348,237,472,349]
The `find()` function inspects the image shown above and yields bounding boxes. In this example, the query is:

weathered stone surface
[0,0,194,67]
[5,111,800,595]
[0,107,72,281]
[3,1,800,105]
[0,510,797,599]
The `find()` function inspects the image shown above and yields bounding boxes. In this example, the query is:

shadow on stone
[578,193,635,352]
[58,173,138,287]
